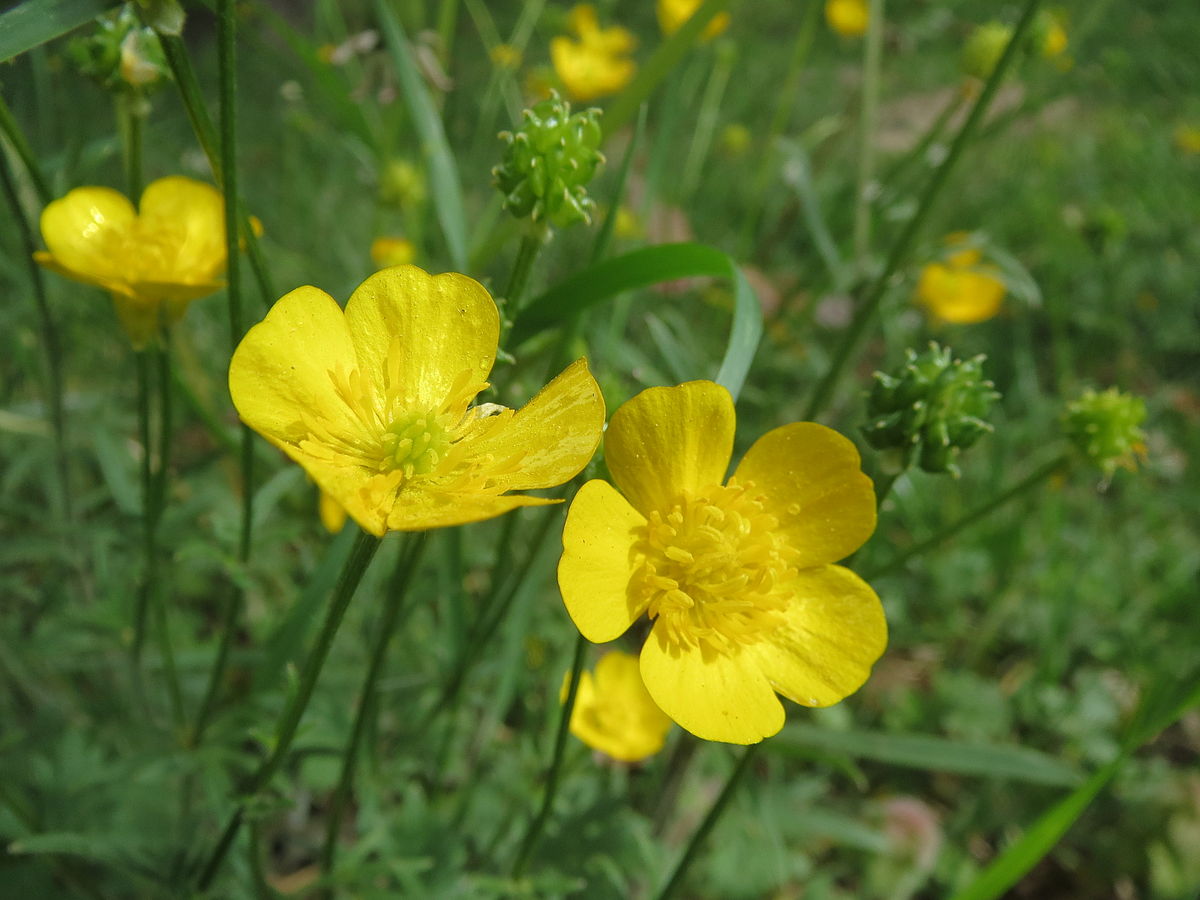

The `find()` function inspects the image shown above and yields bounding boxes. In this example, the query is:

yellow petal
[746,565,886,708]
[38,186,136,287]
[385,489,558,532]
[558,479,648,643]
[463,358,605,491]
[733,422,876,567]
[640,625,783,744]
[319,489,348,533]
[137,176,226,284]
[604,381,735,517]
[229,284,363,457]
[568,651,672,762]
[343,266,498,413]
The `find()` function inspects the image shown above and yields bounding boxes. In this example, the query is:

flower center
[381,412,451,479]
[633,479,797,653]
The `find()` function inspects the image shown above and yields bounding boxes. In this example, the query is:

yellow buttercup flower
[370,236,416,269]
[558,381,886,745]
[915,236,1006,324]
[229,265,605,536]
[825,0,868,38]
[35,176,225,348]
[656,0,729,41]
[550,4,636,103]
[564,650,673,762]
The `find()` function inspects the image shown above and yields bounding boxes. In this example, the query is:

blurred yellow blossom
[489,43,522,70]
[229,266,606,536]
[1174,125,1200,155]
[825,0,868,38]
[319,489,348,533]
[559,381,885,744]
[915,235,1006,324]
[379,158,426,209]
[550,4,636,103]
[563,651,673,762]
[35,176,225,348]
[656,0,729,41]
[719,122,752,157]
[370,236,416,269]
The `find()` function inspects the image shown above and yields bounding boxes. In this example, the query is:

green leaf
[0,0,119,63]
[511,242,763,401]
[602,0,731,138]
[374,0,468,270]
[772,723,1083,787]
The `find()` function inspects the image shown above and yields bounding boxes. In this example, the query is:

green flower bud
[493,91,605,229]
[69,5,168,92]
[1062,387,1146,476]
[961,21,1014,81]
[862,343,1000,477]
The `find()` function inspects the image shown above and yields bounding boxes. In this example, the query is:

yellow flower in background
[550,4,636,103]
[489,42,522,70]
[825,0,868,38]
[558,381,886,745]
[1174,125,1200,155]
[229,266,605,536]
[915,236,1006,324]
[35,176,225,348]
[657,0,729,42]
[1041,17,1068,59]
[370,236,416,269]
[564,651,673,762]
[319,489,347,533]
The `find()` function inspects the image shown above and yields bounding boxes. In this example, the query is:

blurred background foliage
[1,0,1198,897]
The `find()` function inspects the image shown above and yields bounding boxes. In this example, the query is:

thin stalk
[865,453,1068,580]
[321,533,429,884]
[511,631,587,878]
[504,226,547,313]
[435,0,459,69]
[879,88,964,191]
[0,92,52,205]
[191,0,253,746]
[131,352,153,664]
[160,33,278,308]
[117,92,144,199]
[0,149,69,521]
[654,743,761,900]
[853,0,885,267]
[196,530,382,891]
[803,0,1045,420]
[738,0,820,256]
[680,44,734,199]
[151,336,184,732]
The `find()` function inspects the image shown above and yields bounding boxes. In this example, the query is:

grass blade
[0,0,117,63]
[374,0,468,270]
[511,242,762,400]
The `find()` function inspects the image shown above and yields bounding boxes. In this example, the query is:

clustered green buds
[863,343,1000,476]
[69,5,168,92]
[1062,387,1146,476]
[493,91,604,229]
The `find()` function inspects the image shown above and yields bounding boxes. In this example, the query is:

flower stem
[321,532,429,884]
[865,453,1069,580]
[852,0,885,268]
[196,530,382,891]
[511,631,587,878]
[117,91,144,200]
[190,0,253,748]
[680,42,734,200]
[504,225,547,314]
[654,743,761,900]
[803,0,1045,420]
[0,149,70,524]
[0,93,52,206]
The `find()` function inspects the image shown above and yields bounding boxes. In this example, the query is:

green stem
[738,0,820,257]
[879,88,964,192]
[0,148,69,522]
[504,227,547,314]
[321,532,428,883]
[160,33,278,308]
[191,0,253,747]
[654,743,761,900]
[853,0,885,267]
[865,453,1068,580]
[117,92,144,199]
[0,92,52,205]
[153,336,184,731]
[511,631,587,878]
[680,44,734,200]
[435,0,459,68]
[803,0,1044,420]
[196,530,382,891]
